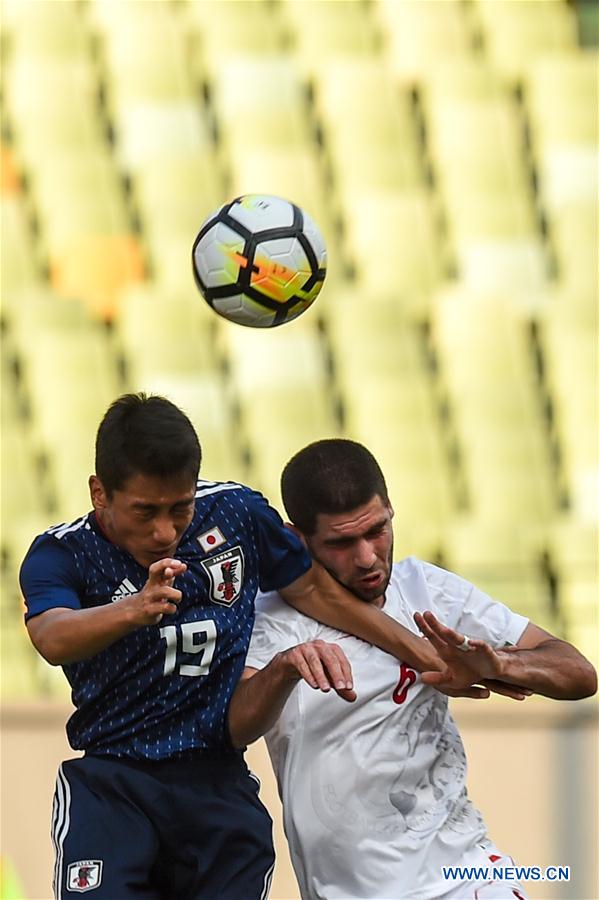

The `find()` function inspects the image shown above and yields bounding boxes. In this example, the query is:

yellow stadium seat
[183,0,284,65]
[525,52,598,148]
[441,518,555,629]
[431,287,556,524]
[475,0,577,82]
[115,101,214,172]
[524,52,597,222]
[2,0,91,59]
[211,56,310,152]
[0,196,41,302]
[539,306,598,518]
[280,0,378,75]
[375,0,475,83]
[26,145,132,262]
[220,324,337,506]
[123,372,246,487]
[313,59,423,194]
[134,155,223,253]
[339,189,443,316]
[324,286,453,527]
[422,75,545,293]
[5,57,104,168]
[117,283,218,383]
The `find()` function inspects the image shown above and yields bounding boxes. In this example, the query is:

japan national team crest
[201,546,245,606]
[66,860,103,892]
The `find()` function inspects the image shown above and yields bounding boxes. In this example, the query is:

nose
[152,516,177,547]
[354,539,377,569]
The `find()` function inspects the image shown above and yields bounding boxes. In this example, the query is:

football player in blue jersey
[21,393,479,900]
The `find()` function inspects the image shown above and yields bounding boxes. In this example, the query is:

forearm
[228,659,299,749]
[27,604,139,665]
[498,640,597,700]
[280,563,442,672]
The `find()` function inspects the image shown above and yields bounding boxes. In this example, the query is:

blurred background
[0,0,597,898]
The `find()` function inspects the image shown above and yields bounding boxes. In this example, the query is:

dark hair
[95,393,201,494]
[281,439,389,535]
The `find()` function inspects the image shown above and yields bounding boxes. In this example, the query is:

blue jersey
[20,480,311,760]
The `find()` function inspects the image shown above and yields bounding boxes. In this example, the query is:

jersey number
[393,662,417,704]
[159,620,217,677]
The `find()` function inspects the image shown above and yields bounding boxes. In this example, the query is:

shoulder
[253,589,321,639]
[21,515,91,566]
[193,479,274,519]
[389,556,473,616]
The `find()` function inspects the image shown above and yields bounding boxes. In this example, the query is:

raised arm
[228,641,356,749]
[278,562,443,673]
[27,559,186,665]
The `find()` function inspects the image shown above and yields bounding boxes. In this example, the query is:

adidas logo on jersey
[111,578,138,603]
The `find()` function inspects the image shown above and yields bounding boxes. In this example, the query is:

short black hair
[95,393,201,495]
[281,439,389,536]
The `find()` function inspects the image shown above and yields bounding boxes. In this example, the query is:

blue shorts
[51,753,274,900]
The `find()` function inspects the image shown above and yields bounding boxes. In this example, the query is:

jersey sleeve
[19,534,84,621]
[245,591,319,670]
[419,560,529,648]
[246,489,312,592]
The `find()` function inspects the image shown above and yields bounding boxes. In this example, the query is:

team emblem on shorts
[201,546,244,606]
[66,860,103,892]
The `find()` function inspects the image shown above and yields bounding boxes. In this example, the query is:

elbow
[33,640,68,667]
[578,661,598,699]
[227,715,253,751]
[561,660,598,700]
[28,629,70,667]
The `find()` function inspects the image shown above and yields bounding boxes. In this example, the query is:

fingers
[413,612,450,654]
[147,558,187,585]
[286,641,355,698]
[481,679,532,701]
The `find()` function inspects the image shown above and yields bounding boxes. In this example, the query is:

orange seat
[50,234,145,320]
[1,145,21,195]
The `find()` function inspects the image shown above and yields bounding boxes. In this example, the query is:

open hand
[414,611,532,701]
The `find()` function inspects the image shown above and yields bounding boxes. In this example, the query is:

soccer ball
[192,194,327,327]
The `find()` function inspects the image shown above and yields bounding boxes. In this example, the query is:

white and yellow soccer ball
[192,194,327,327]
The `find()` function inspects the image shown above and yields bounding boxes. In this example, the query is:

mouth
[358,571,384,589]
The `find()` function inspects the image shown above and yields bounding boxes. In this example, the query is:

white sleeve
[246,591,320,670]
[420,561,529,648]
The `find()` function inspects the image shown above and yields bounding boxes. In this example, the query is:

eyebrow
[323,518,388,545]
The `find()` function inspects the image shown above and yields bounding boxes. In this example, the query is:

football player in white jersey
[228,439,596,900]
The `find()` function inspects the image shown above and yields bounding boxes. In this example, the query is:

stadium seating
[219,323,338,506]
[430,287,556,524]
[375,0,475,83]
[1,0,597,697]
[474,0,578,83]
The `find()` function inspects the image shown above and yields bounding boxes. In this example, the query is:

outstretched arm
[279,565,531,699]
[415,612,597,700]
[228,641,356,749]
[279,563,442,673]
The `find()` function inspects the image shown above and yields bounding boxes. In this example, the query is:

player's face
[305,495,394,606]
[90,472,196,568]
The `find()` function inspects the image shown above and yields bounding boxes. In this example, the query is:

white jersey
[246,557,529,900]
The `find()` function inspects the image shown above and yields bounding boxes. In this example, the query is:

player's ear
[89,475,109,510]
